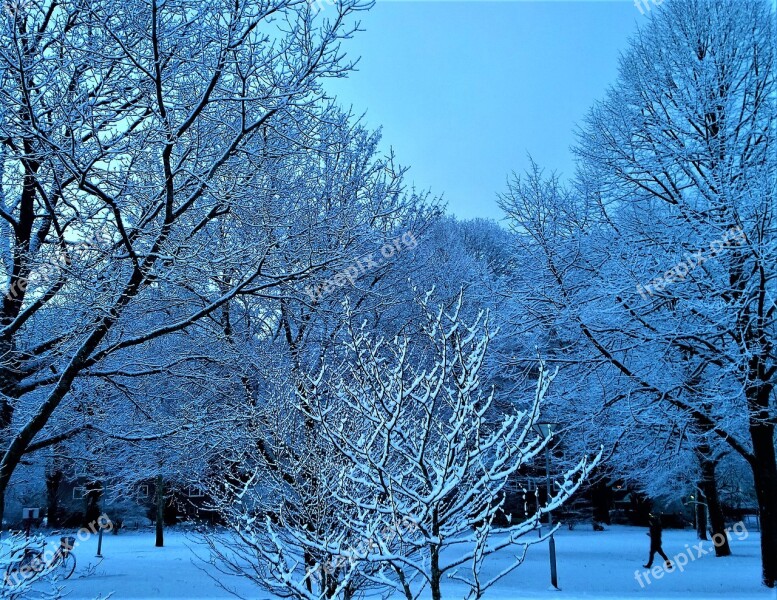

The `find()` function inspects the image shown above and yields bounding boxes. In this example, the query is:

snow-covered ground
[19,525,776,599]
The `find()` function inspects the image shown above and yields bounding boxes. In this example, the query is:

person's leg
[644,548,656,568]
[657,545,672,568]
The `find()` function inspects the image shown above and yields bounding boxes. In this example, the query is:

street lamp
[533,421,559,591]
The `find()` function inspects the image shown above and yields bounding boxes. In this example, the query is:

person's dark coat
[648,515,663,549]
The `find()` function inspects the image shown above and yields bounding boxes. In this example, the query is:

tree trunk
[699,459,730,556]
[85,480,103,529]
[45,468,63,528]
[695,484,708,541]
[0,440,24,526]
[155,474,164,548]
[750,423,777,587]
[591,478,611,526]
[430,545,441,600]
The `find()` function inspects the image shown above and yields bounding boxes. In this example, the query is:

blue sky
[326,0,644,220]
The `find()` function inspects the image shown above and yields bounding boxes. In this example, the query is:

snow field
[22,525,773,599]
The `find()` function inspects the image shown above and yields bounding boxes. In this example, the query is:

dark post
[155,474,164,547]
[546,441,559,590]
[96,523,104,557]
[533,423,560,591]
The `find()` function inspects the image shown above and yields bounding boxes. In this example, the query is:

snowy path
[33,525,775,599]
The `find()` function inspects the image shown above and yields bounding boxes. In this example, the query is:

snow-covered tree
[0,0,372,524]
[207,292,599,600]
[500,162,742,552]
[300,294,599,600]
[501,0,776,585]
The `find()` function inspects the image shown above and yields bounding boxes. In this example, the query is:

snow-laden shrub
[0,533,62,599]
[206,294,599,600]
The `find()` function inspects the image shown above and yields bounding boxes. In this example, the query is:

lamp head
[532,422,555,438]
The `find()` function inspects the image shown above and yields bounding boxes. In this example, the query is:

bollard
[96,524,104,557]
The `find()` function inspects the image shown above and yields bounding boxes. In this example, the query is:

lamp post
[527,479,542,538]
[533,421,559,591]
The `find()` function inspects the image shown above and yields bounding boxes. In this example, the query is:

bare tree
[0,0,372,523]
[250,293,598,600]
[575,0,776,585]
[501,0,776,584]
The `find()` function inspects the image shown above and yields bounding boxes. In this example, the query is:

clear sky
[326,0,644,220]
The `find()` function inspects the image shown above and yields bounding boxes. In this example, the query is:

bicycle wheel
[4,561,23,586]
[5,551,44,584]
[53,552,76,580]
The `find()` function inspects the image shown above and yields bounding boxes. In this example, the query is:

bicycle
[4,536,77,584]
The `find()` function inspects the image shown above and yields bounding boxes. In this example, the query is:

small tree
[206,293,599,600]
[298,294,599,600]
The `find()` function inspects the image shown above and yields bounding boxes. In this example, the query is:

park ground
[18,525,777,599]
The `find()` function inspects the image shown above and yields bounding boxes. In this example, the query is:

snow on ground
[19,525,777,599]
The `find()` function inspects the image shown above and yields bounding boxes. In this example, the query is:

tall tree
[503,0,776,586]
[0,0,371,524]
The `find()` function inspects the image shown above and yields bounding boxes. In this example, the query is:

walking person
[643,513,672,569]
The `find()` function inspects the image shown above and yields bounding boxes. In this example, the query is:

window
[185,485,204,498]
